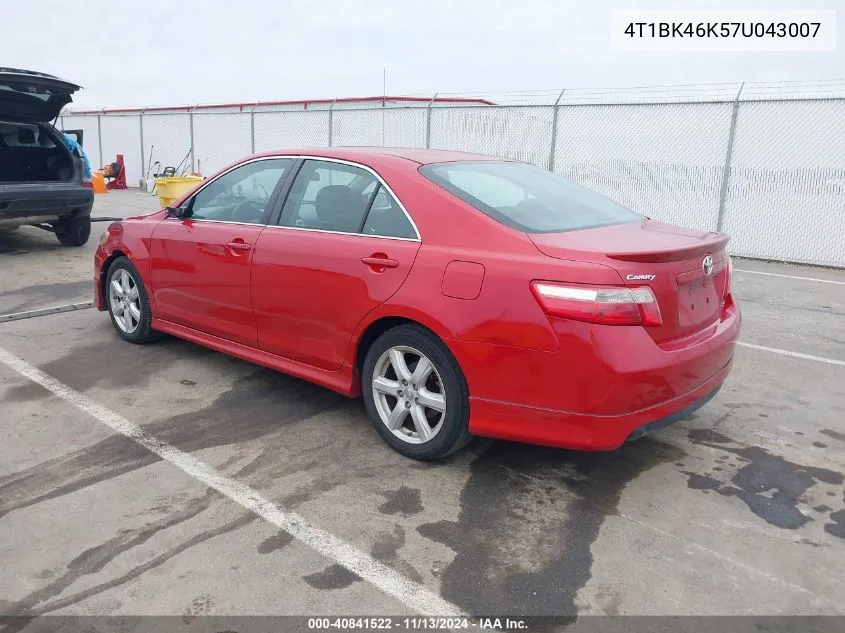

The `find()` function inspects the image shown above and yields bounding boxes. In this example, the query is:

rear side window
[280,160,417,239]
[420,161,642,233]
[281,160,376,233]
[361,184,416,239]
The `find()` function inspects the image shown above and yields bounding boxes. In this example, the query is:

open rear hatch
[530,220,731,343]
[0,68,80,122]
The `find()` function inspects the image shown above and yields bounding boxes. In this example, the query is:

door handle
[361,256,399,269]
[226,241,252,252]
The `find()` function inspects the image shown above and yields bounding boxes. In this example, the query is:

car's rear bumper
[449,298,739,450]
[467,358,730,450]
[0,183,93,226]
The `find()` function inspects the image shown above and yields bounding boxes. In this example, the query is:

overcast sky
[4,0,843,108]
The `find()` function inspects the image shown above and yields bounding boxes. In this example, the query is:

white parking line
[737,341,845,367]
[0,345,463,618]
[734,269,845,285]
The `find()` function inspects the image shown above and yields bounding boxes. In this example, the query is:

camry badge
[626,274,656,281]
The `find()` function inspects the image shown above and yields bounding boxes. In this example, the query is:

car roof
[254,147,510,166]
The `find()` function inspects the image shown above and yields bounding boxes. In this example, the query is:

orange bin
[92,172,107,194]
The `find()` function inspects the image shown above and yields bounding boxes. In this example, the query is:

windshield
[420,161,642,233]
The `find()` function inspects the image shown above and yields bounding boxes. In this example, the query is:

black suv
[0,68,94,246]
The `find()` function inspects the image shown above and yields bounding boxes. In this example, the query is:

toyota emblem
[702,255,714,276]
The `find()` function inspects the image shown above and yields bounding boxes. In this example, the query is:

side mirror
[166,206,187,219]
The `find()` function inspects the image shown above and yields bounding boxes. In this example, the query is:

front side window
[188,158,291,224]
[420,161,642,233]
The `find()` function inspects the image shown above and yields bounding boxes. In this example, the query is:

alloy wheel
[371,345,447,444]
[109,268,142,334]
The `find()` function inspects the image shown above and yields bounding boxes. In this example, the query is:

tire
[55,216,91,246]
[362,324,471,460]
[105,257,157,344]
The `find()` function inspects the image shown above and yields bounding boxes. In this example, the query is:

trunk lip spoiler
[606,234,730,263]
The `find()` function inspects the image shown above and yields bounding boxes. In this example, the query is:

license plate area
[677,277,719,329]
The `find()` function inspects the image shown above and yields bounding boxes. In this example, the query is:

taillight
[531,281,662,326]
[82,180,93,188]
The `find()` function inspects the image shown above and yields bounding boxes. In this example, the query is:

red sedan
[94,148,740,460]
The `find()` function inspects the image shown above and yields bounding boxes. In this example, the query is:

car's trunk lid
[0,68,81,122]
[530,220,731,343]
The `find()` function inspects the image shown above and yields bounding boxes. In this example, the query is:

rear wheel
[362,325,471,460]
[55,216,91,246]
[106,257,157,344]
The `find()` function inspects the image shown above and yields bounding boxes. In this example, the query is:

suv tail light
[531,281,662,326]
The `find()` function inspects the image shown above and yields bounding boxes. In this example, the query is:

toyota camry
[94,148,740,460]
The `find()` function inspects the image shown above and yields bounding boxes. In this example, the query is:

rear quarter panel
[344,164,626,370]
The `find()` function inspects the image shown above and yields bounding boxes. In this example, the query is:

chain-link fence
[60,88,845,268]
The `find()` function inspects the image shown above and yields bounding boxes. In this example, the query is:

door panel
[251,228,420,370]
[147,157,292,346]
[149,220,264,346]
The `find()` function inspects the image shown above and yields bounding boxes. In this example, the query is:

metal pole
[425,92,438,149]
[97,111,104,171]
[189,105,197,172]
[382,69,386,147]
[250,103,258,154]
[716,82,744,233]
[327,98,337,147]
[548,89,566,172]
[139,109,146,183]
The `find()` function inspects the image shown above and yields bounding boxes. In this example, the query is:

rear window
[419,161,642,233]
[0,83,53,102]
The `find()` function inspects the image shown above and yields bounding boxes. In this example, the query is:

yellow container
[155,175,204,208]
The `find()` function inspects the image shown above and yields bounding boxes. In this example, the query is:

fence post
[381,94,386,147]
[139,109,146,181]
[189,105,197,172]
[716,82,744,233]
[250,103,258,154]
[547,89,566,172]
[425,93,438,149]
[97,110,104,171]
[327,98,337,147]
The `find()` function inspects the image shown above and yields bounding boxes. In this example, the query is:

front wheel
[106,257,157,344]
[362,325,471,460]
[55,216,91,246]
